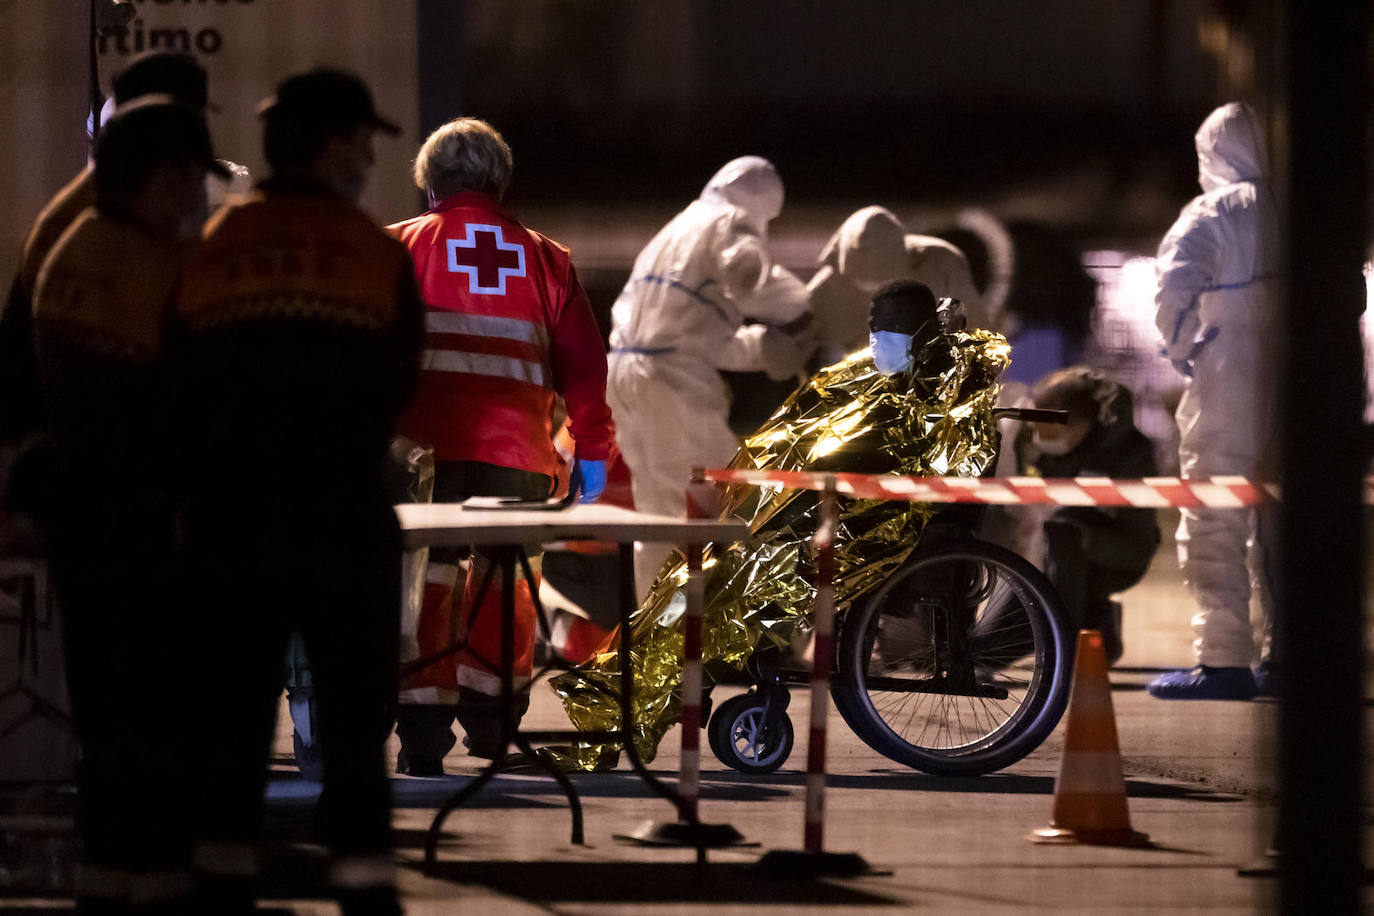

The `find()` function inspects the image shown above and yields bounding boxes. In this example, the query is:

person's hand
[573,458,607,503]
[1170,357,1194,378]
[759,326,812,381]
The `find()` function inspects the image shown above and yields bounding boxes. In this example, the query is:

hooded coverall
[608,157,809,597]
[1154,102,1279,668]
[808,206,985,365]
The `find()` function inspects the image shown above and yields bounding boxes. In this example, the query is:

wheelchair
[706,407,1073,777]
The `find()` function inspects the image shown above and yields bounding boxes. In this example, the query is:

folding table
[394,502,747,868]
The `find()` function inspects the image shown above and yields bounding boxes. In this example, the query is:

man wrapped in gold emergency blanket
[550,283,1010,770]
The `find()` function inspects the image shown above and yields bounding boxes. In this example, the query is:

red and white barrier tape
[700,469,1332,508]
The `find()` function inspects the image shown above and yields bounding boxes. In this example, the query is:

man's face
[141,160,209,242]
[318,124,376,203]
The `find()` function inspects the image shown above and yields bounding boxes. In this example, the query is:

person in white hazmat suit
[808,205,987,364]
[1148,101,1278,700]
[609,156,811,598]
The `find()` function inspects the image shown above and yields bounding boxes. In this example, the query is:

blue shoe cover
[1147,665,1257,700]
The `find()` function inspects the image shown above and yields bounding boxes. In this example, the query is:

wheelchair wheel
[707,692,795,774]
[831,540,1070,776]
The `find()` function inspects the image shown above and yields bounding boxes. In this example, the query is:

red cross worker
[387,118,614,774]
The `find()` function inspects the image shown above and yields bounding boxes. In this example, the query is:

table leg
[423,546,585,874]
[500,549,585,844]
[616,544,696,824]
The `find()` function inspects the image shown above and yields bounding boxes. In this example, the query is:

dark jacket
[172,177,424,514]
[1024,372,1161,566]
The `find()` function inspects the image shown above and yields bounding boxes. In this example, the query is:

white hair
[413,117,512,201]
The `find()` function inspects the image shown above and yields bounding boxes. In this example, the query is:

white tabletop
[394,501,749,549]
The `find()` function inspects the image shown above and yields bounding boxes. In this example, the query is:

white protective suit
[1154,102,1279,668]
[807,206,986,364]
[608,156,810,596]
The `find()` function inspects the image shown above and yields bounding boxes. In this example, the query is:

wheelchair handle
[991,408,1070,424]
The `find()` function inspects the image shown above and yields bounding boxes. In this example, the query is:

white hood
[1195,102,1268,193]
[699,156,784,236]
[817,205,910,290]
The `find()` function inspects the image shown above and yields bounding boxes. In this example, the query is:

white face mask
[1032,417,1092,457]
[869,330,914,376]
[1032,430,1076,456]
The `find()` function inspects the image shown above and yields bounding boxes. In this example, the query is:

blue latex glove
[573,458,607,504]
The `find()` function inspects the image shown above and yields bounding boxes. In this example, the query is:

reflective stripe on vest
[426,311,548,347]
[421,311,549,386]
[421,349,547,386]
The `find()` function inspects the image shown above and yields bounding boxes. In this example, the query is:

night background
[0,1,1370,908]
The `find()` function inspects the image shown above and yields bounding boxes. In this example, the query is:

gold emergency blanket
[549,330,1010,769]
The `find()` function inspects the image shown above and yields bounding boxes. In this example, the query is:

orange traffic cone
[1031,630,1150,846]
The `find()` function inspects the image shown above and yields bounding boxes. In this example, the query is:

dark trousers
[1043,514,1155,660]
[396,460,548,763]
[184,494,400,885]
[47,488,189,893]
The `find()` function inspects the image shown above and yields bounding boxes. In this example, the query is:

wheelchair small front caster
[707,689,794,774]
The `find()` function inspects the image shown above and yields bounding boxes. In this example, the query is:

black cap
[257,67,400,136]
[96,96,231,183]
[112,51,211,109]
[869,279,939,336]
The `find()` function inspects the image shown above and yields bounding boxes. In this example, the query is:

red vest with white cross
[389,191,613,477]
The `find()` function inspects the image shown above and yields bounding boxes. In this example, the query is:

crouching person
[1022,367,1161,664]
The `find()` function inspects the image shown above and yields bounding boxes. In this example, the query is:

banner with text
[1,0,421,284]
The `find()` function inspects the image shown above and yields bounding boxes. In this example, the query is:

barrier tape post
[624,468,746,856]
[679,537,704,824]
[757,475,872,876]
[805,474,838,854]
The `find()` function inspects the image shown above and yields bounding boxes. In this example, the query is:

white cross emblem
[445,223,527,295]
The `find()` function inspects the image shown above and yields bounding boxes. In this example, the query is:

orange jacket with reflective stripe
[173,183,423,500]
[389,192,612,476]
[32,207,183,485]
